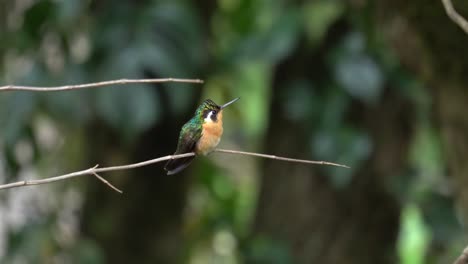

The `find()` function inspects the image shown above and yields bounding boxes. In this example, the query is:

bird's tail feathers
[164,156,195,175]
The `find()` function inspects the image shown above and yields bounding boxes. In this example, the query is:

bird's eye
[204,110,218,122]
[207,110,218,122]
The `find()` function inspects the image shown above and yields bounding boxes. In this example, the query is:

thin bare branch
[215,148,350,168]
[442,0,468,35]
[94,152,195,173]
[0,153,195,191]
[0,165,99,190]
[0,78,203,92]
[93,172,123,194]
[0,149,349,192]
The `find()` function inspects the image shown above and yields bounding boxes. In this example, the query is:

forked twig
[0,150,348,192]
[0,153,196,192]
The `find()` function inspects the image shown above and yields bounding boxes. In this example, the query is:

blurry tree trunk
[372,0,468,262]
[80,87,200,263]
[253,36,413,263]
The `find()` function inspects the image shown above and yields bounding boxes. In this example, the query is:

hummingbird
[164,97,240,175]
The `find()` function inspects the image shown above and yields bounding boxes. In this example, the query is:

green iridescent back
[164,99,222,175]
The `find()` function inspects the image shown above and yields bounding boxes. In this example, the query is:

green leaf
[139,2,205,76]
[335,54,384,105]
[232,10,300,64]
[398,204,430,264]
[333,32,385,105]
[259,11,300,63]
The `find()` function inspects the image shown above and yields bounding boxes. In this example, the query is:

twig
[0,149,349,192]
[92,172,123,194]
[442,0,468,35]
[453,245,468,264]
[0,153,195,192]
[215,148,350,168]
[0,78,203,92]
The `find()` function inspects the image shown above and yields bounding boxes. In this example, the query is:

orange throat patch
[196,111,223,155]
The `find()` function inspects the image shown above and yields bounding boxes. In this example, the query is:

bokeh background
[1,0,468,263]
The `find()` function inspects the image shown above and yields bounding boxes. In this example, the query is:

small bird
[164,97,239,175]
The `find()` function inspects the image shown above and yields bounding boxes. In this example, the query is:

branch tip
[0,78,204,92]
[442,0,468,35]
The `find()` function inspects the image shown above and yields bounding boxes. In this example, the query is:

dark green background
[1,0,467,263]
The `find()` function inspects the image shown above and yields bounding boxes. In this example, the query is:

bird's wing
[164,121,202,175]
[174,122,202,154]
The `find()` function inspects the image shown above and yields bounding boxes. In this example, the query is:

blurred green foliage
[398,204,430,264]
[0,0,463,263]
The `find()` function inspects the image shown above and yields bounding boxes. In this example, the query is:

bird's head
[196,97,239,123]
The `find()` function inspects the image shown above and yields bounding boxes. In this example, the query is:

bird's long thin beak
[221,97,240,109]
